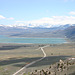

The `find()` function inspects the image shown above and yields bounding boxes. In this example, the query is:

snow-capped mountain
[0,23,74,29]
[0,23,75,38]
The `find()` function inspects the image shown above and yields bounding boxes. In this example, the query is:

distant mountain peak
[0,24,75,29]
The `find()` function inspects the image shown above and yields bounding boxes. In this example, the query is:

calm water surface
[0,35,67,44]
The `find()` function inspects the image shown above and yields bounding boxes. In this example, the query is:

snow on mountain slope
[0,23,74,29]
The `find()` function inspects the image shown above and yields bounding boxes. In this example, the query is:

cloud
[69,11,75,15]
[0,15,6,19]
[0,15,14,20]
[15,16,75,28]
[7,17,14,20]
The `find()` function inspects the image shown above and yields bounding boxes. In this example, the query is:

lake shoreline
[0,35,68,44]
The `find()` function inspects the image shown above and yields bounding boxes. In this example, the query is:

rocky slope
[27,58,75,75]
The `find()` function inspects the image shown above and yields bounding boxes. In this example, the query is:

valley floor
[0,43,75,75]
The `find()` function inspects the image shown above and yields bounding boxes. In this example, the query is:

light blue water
[0,35,67,44]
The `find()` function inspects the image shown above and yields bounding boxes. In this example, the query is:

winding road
[13,45,49,75]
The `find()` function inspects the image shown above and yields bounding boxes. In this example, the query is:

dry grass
[0,43,43,75]
[0,43,75,75]
[44,43,75,57]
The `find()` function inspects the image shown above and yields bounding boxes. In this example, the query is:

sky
[0,0,75,27]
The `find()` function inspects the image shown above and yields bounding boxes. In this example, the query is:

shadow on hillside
[28,56,70,68]
[0,56,70,67]
[0,46,22,50]
[0,45,35,50]
[0,57,40,66]
[0,44,44,50]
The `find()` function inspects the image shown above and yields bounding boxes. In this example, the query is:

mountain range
[0,24,75,41]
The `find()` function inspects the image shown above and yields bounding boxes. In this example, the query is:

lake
[0,35,67,44]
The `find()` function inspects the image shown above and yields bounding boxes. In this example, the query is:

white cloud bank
[15,16,75,28]
[69,11,75,15]
[1,12,75,28]
[7,17,14,20]
[0,15,6,19]
[0,15,14,20]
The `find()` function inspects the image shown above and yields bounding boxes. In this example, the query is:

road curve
[13,45,49,75]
